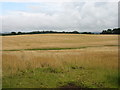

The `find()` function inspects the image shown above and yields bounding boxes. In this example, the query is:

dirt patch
[59,81,88,89]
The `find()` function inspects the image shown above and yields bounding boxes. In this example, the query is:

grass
[2,34,119,88]
[2,44,120,51]
[1,34,118,50]
[2,46,87,51]
[2,67,119,88]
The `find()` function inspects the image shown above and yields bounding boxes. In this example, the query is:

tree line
[1,28,120,36]
[1,31,93,36]
[100,28,120,34]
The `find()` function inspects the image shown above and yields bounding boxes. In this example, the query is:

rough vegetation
[1,34,119,88]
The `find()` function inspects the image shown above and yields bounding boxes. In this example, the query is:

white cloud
[1,2,118,32]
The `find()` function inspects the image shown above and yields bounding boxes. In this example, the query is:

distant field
[2,34,119,88]
[2,34,118,50]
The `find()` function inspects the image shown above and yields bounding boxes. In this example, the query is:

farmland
[1,34,119,88]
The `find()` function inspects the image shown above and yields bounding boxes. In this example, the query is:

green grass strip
[2,47,87,51]
[2,45,120,51]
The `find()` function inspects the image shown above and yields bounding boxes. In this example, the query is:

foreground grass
[2,34,118,88]
[2,66,118,88]
[2,46,118,88]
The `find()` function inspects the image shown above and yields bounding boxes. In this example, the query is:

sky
[0,0,118,33]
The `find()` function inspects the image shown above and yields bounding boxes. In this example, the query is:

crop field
[1,34,119,88]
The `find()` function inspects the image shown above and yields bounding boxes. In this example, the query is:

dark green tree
[11,32,16,35]
[18,32,22,35]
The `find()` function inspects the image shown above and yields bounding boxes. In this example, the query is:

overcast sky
[0,0,118,33]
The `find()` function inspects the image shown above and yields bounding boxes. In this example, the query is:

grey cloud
[2,2,118,33]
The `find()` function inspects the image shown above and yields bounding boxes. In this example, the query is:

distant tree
[113,28,120,34]
[101,28,120,34]
[101,30,107,34]
[107,29,112,34]
[18,32,22,35]
[72,31,79,34]
[81,32,92,34]
[11,32,16,35]
[62,31,65,33]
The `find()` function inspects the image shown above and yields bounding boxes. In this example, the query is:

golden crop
[1,34,118,76]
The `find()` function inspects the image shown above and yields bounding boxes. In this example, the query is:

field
[1,34,119,88]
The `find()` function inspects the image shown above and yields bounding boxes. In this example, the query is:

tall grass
[2,34,118,88]
[2,46,118,76]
